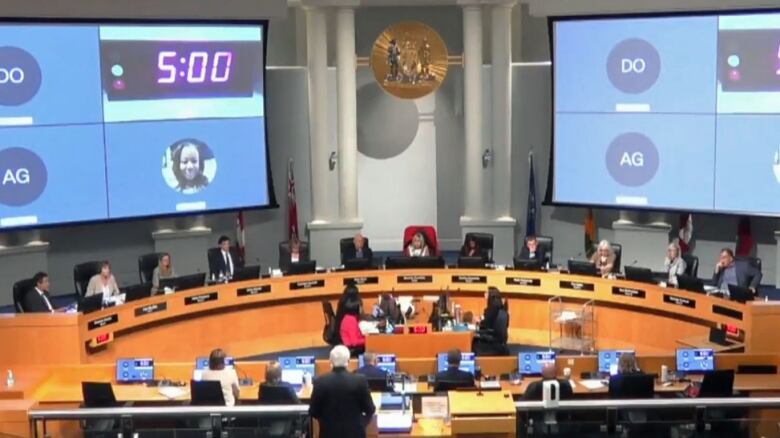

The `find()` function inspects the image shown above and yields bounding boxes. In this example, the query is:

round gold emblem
[370,21,449,100]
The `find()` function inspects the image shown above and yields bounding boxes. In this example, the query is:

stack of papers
[377,412,413,433]
[579,379,605,390]
[158,386,186,400]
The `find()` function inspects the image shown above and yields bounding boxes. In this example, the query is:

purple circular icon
[0,47,42,106]
[0,147,48,206]
[605,132,659,187]
[606,38,661,94]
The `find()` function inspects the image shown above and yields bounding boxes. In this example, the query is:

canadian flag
[235,211,246,265]
[678,213,693,254]
[287,159,299,240]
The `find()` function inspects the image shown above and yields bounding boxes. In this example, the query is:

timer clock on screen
[0,23,272,229]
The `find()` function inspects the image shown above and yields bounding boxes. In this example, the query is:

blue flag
[526,152,537,237]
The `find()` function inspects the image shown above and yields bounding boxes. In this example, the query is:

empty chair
[73,261,103,298]
[322,301,339,346]
[12,278,35,313]
[81,382,119,435]
[698,369,735,398]
[682,254,699,278]
[463,232,494,261]
[137,252,164,284]
[190,380,226,406]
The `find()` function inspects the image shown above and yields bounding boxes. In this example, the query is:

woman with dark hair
[377,294,403,325]
[338,284,365,356]
[171,139,210,194]
[460,236,484,258]
[201,348,240,406]
[473,287,509,356]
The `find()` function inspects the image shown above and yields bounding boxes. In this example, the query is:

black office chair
[81,382,119,435]
[464,232,494,261]
[12,278,35,313]
[736,256,762,273]
[190,380,226,406]
[608,373,655,435]
[698,369,735,398]
[433,379,476,392]
[73,261,103,298]
[339,236,370,265]
[322,301,339,345]
[696,370,743,436]
[278,241,310,273]
[137,252,164,284]
[258,384,303,437]
[682,254,699,278]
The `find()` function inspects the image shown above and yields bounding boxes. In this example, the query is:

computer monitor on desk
[287,260,317,275]
[458,256,488,269]
[385,256,445,269]
[436,352,476,375]
[344,258,374,271]
[230,265,261,282]
[598,349,635,376]
[359,354,397,374]
[159,273,206,293]
[123,283,152,303]
[676,348,715,374]
[518,351,556,375]
[116,358,155,383]
[279,356,316,391]
[677,274,705,294]
[624,266,656,285]
[514,257,543,271]
[728,284,755,303]
[79,294,104,314]
[567,260,599,277]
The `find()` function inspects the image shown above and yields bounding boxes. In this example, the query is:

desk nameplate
[612,286,646,299]
[398,275,433,284]
[185,292,218,305]
[343,276,379,286]
[452,275,487,284]
[237,285,272,297]
[663,293,696,309]
[134,302,167,317]
[560,280,595,291]
[88,314,119,330]
[290,279,325,290]
[712,304,743,321]
[506,277,541,287]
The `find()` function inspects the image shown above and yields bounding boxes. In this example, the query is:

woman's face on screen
[179,145,201,181]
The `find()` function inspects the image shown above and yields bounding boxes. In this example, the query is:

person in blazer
[434,349,475,389]
[518,235,546,264]
[85,261,120,300]
[355,352,388,380]
[23,272,55,313]
[713,248,762,293]
[209,235,243,279]
[344,233,373,261]
[309,345,375,438]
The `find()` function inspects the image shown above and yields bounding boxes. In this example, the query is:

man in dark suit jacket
[23,272,55,313]
[712,248,762,293]
[434,349,475,390]
[209,235,243,279]
[309,345,375,438]
[355,352,388,380]
[343,233,373,262]
[522,363,574,401]
[518,235,546,264]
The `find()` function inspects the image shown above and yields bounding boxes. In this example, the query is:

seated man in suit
[344,233,373,261]
[23,272,56,313]
[518,235,544,263]
[259,361,300,404]
[713,248,762,294]
[522,362,573,401]
[434,349,475,389]
[209,235,242,279]
[355,352,388,380]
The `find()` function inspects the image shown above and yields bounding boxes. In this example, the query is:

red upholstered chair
[402,225,439,256]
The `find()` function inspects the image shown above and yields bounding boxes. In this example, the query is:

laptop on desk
[728,284,755,303]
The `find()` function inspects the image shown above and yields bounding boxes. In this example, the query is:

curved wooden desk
[1,268,777,367]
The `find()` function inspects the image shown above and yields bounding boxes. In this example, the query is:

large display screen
[0,21,272,229]
[552,11,780,215]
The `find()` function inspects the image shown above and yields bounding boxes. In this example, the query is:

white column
[305,6,330,222]
[491,1,514,219]
[336,7,358,221]
[462,5,485,219]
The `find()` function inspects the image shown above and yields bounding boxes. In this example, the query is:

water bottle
[6,369,15,388]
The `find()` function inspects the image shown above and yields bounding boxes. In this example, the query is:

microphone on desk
[570,252,583,260]
[629,260,638,266]
[234,364,254,386]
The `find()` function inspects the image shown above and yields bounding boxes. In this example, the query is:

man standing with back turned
[309,345,376,438]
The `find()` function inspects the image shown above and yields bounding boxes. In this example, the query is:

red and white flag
[235,211,246,264]
[678,213,693,253]
[736,216,754,257]
[287,159,299,240]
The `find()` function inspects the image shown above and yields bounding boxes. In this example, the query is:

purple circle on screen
[0,47,42,106]
[0,147,48,206]
[605,132,659,187]
[606,38,661,94]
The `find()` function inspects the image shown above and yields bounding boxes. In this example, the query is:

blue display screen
[553,12,780,215]
[598,349,635,375]
[518,351,556,375]
[358,354,397,373]
[116,357,154,382]
[279,356,316,389]
[0,22,270,229]
[436,352,476,375]
[676,348,715,372]
[195,356,234,370]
